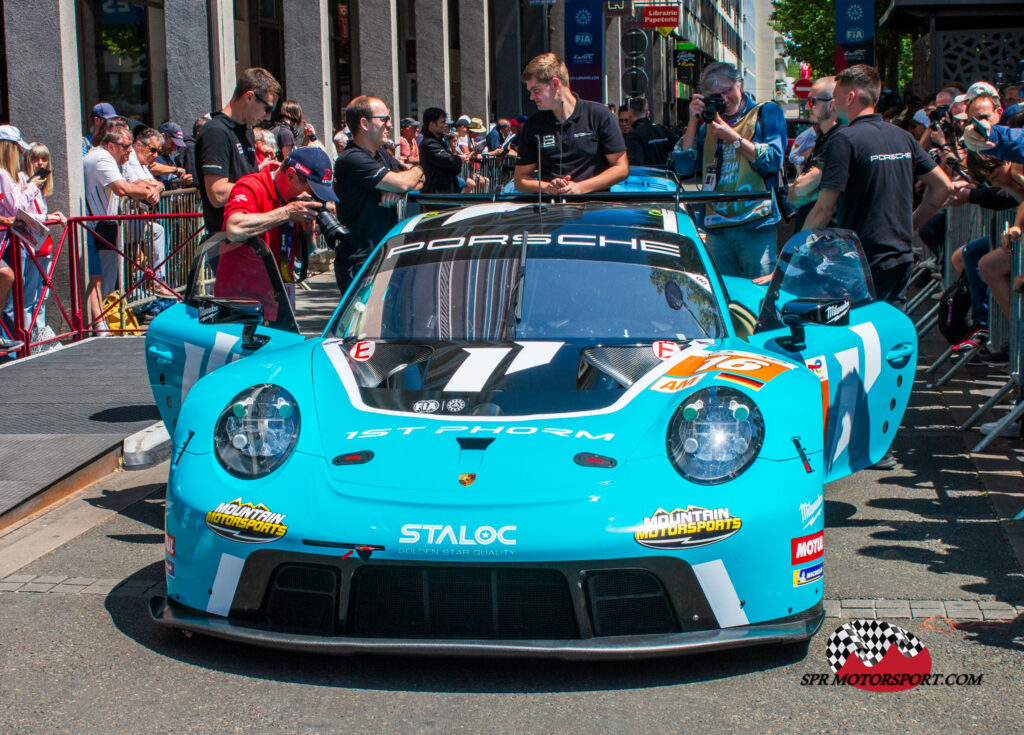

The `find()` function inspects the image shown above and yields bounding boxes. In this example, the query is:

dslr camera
[702,93,726,123]
[314,203,348,248]
[928,104,950,128]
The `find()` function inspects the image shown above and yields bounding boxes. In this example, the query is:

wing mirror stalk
[197,298,270,351]
[778,297,851,352]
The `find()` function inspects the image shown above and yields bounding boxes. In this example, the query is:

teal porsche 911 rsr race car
[144,196,916,659]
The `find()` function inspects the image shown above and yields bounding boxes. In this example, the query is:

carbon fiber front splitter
[150,596,824,660]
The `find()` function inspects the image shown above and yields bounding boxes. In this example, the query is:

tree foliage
[769,0,836,77]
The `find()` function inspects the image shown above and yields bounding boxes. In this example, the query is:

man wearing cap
[152,122,193,187]
[82,102,120,157]
[219,147,335,320]
[397,118,421,167]
[333,95,424,294]
[515,53,628,195]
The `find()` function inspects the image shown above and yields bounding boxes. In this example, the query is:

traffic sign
[793,78,813,99]
[642,5,679,29]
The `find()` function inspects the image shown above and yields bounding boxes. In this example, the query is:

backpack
[936,274,972,346]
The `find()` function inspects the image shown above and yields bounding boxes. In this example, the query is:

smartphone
[969,117,988,136]
[33,168,51,179]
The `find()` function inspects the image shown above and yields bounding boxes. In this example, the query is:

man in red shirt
[217,147,336,322]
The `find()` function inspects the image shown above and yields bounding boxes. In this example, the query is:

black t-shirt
[517,96,625,182]
[419,131,464,194]
[194,112,257,232]
[333,144,404,253]
[802,123,841,175]
[819,113,936,271]
[625,117,677,166]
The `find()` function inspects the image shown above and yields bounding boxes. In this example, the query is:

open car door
[145,234,306,433]
[745,229,917,482]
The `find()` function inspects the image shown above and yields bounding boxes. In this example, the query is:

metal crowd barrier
[923,206,1016,389]
[460,154,515,195]
[116,188,204,312]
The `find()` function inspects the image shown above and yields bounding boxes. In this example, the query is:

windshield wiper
[503,229,528,340]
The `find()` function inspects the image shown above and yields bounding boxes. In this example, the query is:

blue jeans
[703,225,778,278]
[960,236,990,327]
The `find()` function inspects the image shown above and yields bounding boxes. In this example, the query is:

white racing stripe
[206,553,245,617]
[322,339,709,421]
[399,212,430,233]
[850,323,880,391]
[506,341,563,374]
[692,559,749,628]
[661,209,678,233]
[831,347,860,464]
[180,343,206,404]
[206,332,241,372]
[443,347,513,392]
[443,202,530,226]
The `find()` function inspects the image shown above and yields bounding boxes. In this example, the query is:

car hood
[308,338,816,502]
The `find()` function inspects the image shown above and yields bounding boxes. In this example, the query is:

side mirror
[777,297,850,352]
[197,297,269,351]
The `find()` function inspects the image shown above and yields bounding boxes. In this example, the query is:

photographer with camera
[333,95,424,294]
[670,62,787,278]
[220,147,337,318]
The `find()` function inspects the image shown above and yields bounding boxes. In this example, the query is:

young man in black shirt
[787,76,840,229]
[195,67,281,233]
[805,64,952,304]
[514,53,628,195]
[624,97,677,166]
[333,95,424,294]
[419,107,467,194]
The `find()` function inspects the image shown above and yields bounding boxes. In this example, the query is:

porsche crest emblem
[459,473,477,486]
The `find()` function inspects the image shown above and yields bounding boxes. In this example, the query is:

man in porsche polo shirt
[804,64,952,305]
[514,53,628,195]
[195,67,281,233]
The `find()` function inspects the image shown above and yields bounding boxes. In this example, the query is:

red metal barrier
[1,210,203,360]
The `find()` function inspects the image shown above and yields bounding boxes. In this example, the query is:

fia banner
[564,0,605,102]
[835,0,874,71]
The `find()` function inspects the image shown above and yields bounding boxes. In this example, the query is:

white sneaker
[95,319,111,338]
[979,418,1022,437]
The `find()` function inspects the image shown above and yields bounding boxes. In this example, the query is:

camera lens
[314,206,348,246]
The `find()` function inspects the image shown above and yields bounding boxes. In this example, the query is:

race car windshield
[331,228,725,341]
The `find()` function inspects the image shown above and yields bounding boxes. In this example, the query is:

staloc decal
[634,506,742,549]
[205,498,288,543]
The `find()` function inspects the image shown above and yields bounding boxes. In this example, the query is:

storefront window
[78,0,163,125]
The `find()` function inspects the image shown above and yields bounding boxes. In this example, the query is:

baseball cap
[284,147,339,202]
[0,125,29,150]
[91,102,119,120]
[456,115,472,127]
[158,121,186,147]
[400,117,420,129]
[912,108,930,127]
[514,115,529,124]
[954,81,999,105]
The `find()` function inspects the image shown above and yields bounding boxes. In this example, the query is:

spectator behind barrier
[669,61,786,278]
[0,126,42,354]
[274,100,303,159]
[123,127,176,301]
[15,142,67,344]
[155,122,192,188]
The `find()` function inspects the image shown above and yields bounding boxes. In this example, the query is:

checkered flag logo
[825,619,926,673]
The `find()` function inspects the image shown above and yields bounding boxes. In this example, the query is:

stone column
[4,0,83,217]
[414,0,451,113]
[459,0,491,121]
[165,0,214,124]
[208,0,236,109]
[493,3,522,117]
[604,15,621,106]
[354,0,401,121]
[284,0,333,140]
[4,0,84,335]
[548,0,565,59]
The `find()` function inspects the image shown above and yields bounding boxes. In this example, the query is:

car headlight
[214,384,300,478]
[666,386,764,485]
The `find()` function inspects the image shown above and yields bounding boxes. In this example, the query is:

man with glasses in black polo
[333,95,424,294]
[195,67,282,233]
[787,76,841,230]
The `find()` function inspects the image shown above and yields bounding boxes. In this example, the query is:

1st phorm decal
[398,523,516,557]
[344,426,614,440]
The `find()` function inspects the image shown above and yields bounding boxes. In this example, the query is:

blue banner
[835,0,874,71]
[564,0,605,102]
